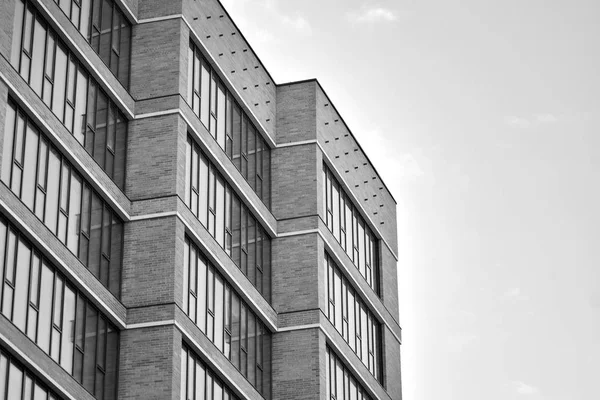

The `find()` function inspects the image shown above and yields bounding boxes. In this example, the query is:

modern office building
[0,0,402,399]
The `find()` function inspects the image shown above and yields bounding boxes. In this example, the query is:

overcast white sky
[220,1,600,399]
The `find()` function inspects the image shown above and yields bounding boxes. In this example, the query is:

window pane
[82,304,97,392]
[30,18,47,95]
[22,123,39,209]
[10,0,24,66]
[217,83,226,149]
[13,239,31,331]
[52,44,68,120]
[215,175,225,247]
[7,362,23,400]
[67,173,82,253]
[200,61,210,126]
[74,68,88,144]
[38,262,53,352]
[45,148,61,235]
[61,286,76,373]
[1,103,16,183]
[197,254,207,332]
[214,274,224,351]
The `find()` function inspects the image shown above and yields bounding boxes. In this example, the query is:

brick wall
[271,328,325,400]
[118,325,180,399]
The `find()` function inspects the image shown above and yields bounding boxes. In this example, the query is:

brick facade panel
[118,325,180,400]
[271,328,324,400]
[271,233,320,314]
[130,18,183,101]
[276,82,317,144]
[271,144,318,220]
[121,216,180,308]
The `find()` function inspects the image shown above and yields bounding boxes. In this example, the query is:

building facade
[0,0,402,399]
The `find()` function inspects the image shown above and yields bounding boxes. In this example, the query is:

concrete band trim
[129,211,401,343]
[276,139,318,148]
[0,332,80,400]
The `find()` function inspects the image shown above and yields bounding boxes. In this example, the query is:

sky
[219,1,600,399]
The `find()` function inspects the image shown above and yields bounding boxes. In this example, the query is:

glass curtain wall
[183,237,271,397]
[181,344,240,400]
[323,164,379,294]
[0,346,63,400]
[53,0,131,87]
[187,41,271,208]
[326,347,373,400]
[11,0,128,189]
[185,136,271,300]
[0,215,119,400]
[2,99,124,297]
[325,254,382,381]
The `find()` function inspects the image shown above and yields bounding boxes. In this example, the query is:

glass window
[186,40,271,209]
[323,165,380,294]
[181,345,239,400]
[11,2,128,188]
[324,253,382,382]
[2,100,123,298]
[0,217,119,398]
[183,238,270,395]
[184,135,271,298]
[217,83,226,149]
[52,43,68,121]
[200,60,210,126]
[30,17,46,95]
